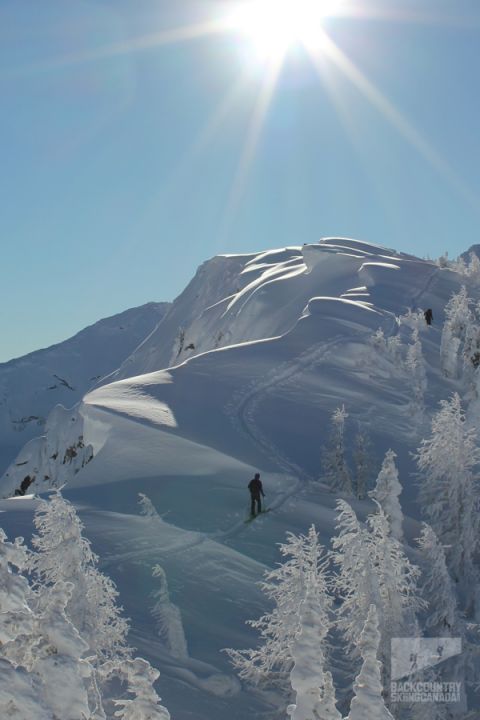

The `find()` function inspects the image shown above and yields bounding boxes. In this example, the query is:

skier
[248,472,265,517]
[424,308,433,326]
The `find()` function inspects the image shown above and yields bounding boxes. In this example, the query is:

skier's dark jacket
[248,477,264,499]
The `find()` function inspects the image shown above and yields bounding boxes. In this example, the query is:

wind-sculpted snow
[111,239,426,383]
[0,404,96,498]
[0,238,463,500]
[3,238,480,718]
[0,302,169,475]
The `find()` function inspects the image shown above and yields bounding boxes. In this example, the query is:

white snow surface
[0,238,478,719]
[0,302,169,475]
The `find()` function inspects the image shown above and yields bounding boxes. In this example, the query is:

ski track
[222,338,347,526]
[89,265,443,596]
[221,264,439,531]
[411,265,440,311]
[99,339,348,568]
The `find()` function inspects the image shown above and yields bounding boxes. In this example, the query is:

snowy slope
[112,239,422,381]
[0,302,169,475]
[0,238,477,719]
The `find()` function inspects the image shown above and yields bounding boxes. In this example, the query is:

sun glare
[228,0,343,60]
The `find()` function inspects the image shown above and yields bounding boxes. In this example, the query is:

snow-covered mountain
[1,238,479,719]
[0,302,169,475]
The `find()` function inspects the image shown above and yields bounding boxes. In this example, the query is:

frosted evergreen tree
[333,501,422,686]
[440,287,472,378]
[0,529,34,649]
[405,327,427,417]
[416,394,480,613]
[0,515,169,719]
[0,659,51,720]
[437,251,449,268]
[225,525,332,688]
[322,405,352,494]
[287,576,341,720]
[385,334,403,365]
[367,505,423,668]
[416,524,469,719]
[0,529,48,719]
[369,450,404,541]
[103,657,171,719]
[33,580,94,720]
[346,605,394,720]
[417,523,458,634]
[370,328,387,353]
[467,251,480,279]
[0,529,94,718]
[30,492,129,660]
[331,501,379,658]
[463,306,480,379]
[399,308,424,332]
[151,564,188,659]
[370,328,402,366]
[452,255,468,275]
[353,429,375,499]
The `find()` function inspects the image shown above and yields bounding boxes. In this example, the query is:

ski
[244,509,271,524]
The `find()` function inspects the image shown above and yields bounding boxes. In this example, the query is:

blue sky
[1,0,480,361]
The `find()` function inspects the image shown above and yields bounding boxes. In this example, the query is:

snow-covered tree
[0,508,170,719]
[30,492,129,660]
[417,523,459,634]
[399,309,425,332]
[322,405,352,494]
[0,529,49,719]
[452,255,468,275]
[463,309,480,380]
[467,251,480,279]
[416,394,480,612]
[370,327,404,368]
[225,525,332,688]
[33,580,94,720]
[437,251,449,268]
[418,524,480,717]
[0,526,102,719]
[333,500,422,689]
[346,605,394,720]
[151,564,188,659]
[440,287,473,378]
[103,657,171,719]
[405,327,427,417]
[353,429,375,499]
[416,524,469,719]
[367,505,424,668]
[287,574,341,720]
[0,659,51,720]
[331,501,379,658]
[0,529,34,649]
[369,450,404,541]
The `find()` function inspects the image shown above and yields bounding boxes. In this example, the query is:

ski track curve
[219,338,348,533]
[101,339,348,566]
[90,267,441,557]
[411,265,440,312]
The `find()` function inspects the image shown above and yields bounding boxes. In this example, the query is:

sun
[228,0,344,61]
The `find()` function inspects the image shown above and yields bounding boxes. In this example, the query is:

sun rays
[226,0,345,63]
[13,1,477,234]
